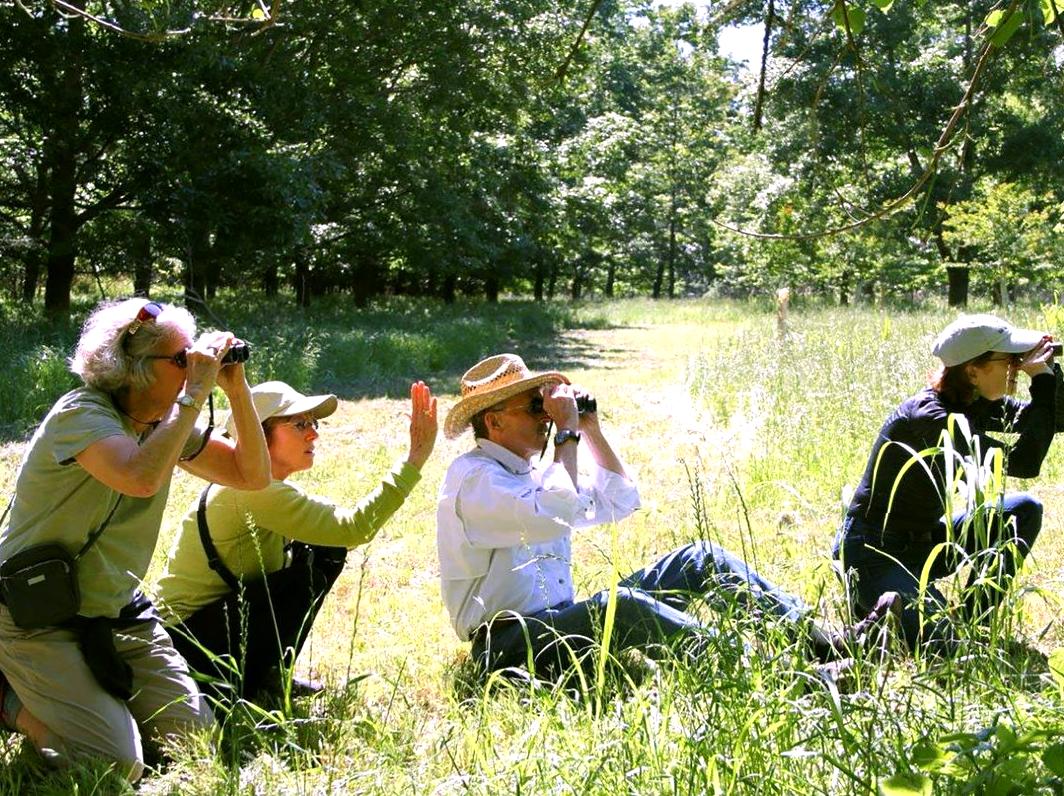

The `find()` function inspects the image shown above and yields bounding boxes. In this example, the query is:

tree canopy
[1,0,1061,318]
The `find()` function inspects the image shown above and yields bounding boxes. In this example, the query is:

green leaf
[871,0,895,10]
[994,723,1017,751]
[911,739,949,771]
[879,772,932,796]
[832,2,867,36]
[1049,648,1064,692]
[1042,0,1059,25]
[1044,743,1064,778]
[989,11,1023,47]
[985,9,1006,27]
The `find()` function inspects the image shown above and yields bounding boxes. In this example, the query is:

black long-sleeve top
[846,366,1062,537]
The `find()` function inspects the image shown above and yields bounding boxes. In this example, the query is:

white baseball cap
[225,380,338,436]
[932,314,1045,367]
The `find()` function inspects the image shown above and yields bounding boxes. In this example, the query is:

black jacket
[846,365,1062,537]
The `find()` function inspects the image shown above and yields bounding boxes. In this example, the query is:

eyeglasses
[146,350,188,368]
[280,417,319,432]
[127,302,162,336]
[494,396,546,417]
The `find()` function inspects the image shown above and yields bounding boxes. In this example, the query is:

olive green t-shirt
[154,462,421,622]
[0,386,205,618]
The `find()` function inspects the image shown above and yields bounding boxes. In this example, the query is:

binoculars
[529,393,597,415]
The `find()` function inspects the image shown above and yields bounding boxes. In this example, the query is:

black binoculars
[222,342,251,365]
[529,393,597,415]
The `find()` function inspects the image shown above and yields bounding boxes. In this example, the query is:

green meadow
[2,296,1064,795]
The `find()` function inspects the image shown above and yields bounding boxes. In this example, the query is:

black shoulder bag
[197,483,242,593]
[0,496,123,629]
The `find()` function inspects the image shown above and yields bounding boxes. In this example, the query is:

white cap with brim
[224,380,338,436]
[932,314,1045,367]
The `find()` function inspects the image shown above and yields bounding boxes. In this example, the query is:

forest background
[2,0,1064,320]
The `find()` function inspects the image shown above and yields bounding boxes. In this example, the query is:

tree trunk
[131,225,152,297]
[295,258,311,307]
[41,4,86,319]
[484,273,499,303]
[666,198,677,299]
[22,170,48,303]
[604,258,615,298]
[533,259,545,302]
[184,223,211,306]
[440,273,457,304]
[946,266,969,307]
[262,262,279,297]
[547,263,558,299]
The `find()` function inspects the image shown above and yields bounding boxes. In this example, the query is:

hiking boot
[811,591,903,661]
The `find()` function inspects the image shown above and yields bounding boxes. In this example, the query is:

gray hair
[70,298,197,392]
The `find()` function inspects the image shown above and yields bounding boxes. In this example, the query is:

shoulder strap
[1,492,119,563]
[196,483,241,593]
[74,495,123,560]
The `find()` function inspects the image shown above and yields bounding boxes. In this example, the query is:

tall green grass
[3,295,1064,794]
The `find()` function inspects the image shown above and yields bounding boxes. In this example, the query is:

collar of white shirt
[474,437,533,476]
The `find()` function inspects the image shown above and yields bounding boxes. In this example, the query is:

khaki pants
[0,604,215,781]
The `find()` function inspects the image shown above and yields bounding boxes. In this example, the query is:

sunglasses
[146,350,189,368]
[279,417,319,432]
[127,302,162,336]
[495,396,547,417]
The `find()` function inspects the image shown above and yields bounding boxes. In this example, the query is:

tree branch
[712,0,1019,242]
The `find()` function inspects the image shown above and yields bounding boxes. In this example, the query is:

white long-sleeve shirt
[437,438,641,641]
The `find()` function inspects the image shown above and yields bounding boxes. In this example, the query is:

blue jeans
[471,541,809,678]
[834,493,1042,651]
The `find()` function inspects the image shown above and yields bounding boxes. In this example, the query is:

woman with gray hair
[0,297,270,782]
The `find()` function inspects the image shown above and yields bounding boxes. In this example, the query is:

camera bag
[0,497,122,629]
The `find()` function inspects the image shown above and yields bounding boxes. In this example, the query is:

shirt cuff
[1029,371,1057,403]
[392,460,423,494]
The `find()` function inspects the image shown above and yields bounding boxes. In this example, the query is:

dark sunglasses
[146,350,188,368]
[127,302,162,336]
[495,396,546,417]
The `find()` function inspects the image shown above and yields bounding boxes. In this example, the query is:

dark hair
[930,350,999,404]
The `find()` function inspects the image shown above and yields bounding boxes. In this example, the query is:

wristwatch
[554,428,581,447]
[175,394,202,411]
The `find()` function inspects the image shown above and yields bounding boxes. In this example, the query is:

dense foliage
[1,0,1062,318]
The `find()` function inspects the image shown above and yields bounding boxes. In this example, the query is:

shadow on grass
[0,295,635,443]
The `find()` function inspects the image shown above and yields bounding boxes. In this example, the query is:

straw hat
[225,380,338,436]
[444,354,567,439]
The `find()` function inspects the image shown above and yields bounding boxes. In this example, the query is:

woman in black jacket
[835,314,1062,651]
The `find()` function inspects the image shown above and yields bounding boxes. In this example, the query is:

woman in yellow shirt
[155,380,436,703]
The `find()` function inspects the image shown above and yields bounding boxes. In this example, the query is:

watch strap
[554,428,581,447]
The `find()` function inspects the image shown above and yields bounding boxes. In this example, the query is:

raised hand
[406,380,438,471]
[542,381,580,430]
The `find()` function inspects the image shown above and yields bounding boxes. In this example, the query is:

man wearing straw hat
[437,354,892,680]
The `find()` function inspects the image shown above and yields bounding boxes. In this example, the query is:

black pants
[168,543,346,701]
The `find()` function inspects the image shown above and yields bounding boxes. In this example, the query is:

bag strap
[0,496,12,531]
[196,483,241,593]
[0,491,119,564]
[74,495,124,560]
